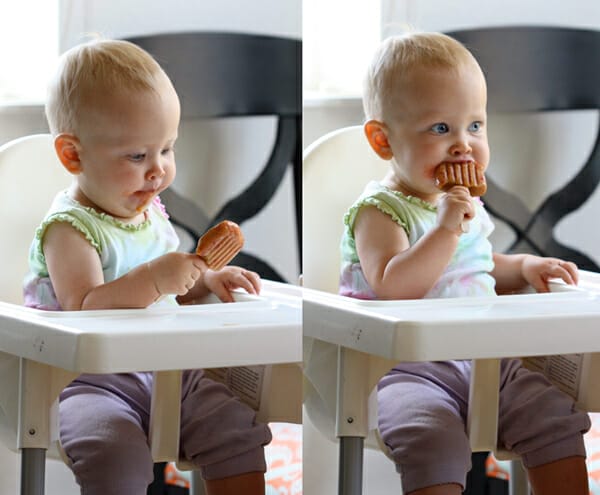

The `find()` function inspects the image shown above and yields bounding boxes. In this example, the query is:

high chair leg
[509,460,529,495]
[21,448,45,495]
[190,470,206,495]
[336,347,370,495]
[339,437,364,495]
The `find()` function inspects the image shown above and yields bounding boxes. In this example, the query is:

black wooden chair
[447,26,600,495]
[448,26,600,272]
[127,32,302,282]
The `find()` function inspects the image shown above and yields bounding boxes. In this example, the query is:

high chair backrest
[0,134,71,304]
[303,126,388,293]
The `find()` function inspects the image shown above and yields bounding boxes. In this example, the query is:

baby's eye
[430,123,449,134]
[161,147,174,155]
[468,121,483,132]
[129,153,146,162]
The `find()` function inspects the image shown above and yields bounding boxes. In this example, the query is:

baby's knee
[499,369,591,459]
[379,410,471,494]
[379,401,469,462]
[179,373,274,478]
[62,412,153,486]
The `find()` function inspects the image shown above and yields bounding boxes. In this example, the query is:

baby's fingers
[230,269,261,295]
[552,260,578,286]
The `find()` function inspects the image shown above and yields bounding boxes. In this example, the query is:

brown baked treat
[434,161,487,197]
[195,220,244,270]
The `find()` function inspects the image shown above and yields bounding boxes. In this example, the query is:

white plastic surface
[0,134,71,305]
[0,281,301,374]
[304,274,600,362]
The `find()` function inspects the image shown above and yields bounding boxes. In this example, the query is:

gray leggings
[377,358,590,493]
[59,370,272,494]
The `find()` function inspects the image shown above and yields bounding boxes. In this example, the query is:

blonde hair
[363,32,481,121]
[45,39,168,135]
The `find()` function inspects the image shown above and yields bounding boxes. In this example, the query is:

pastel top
[23,191,180,309]
[339,180,496,299]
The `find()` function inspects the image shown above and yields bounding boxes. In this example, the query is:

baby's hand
[148,252,206,296]
[204,266,261,303]
[522,255,578,293]
[436,186,475,234]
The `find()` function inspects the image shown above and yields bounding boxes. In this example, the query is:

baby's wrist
[435,223,462,238]
[146,261,162,300]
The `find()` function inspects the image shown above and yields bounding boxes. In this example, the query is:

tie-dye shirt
[23,191,179,309]
[339,181,496,299]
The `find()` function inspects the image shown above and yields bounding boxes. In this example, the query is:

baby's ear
[364,120,393,160]
[54,134,82,175]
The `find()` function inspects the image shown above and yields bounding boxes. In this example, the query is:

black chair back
[127,32,302,281]
[448,26,600,271]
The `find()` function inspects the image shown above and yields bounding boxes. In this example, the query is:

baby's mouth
[434,161,487,197]
[134,189,159,212]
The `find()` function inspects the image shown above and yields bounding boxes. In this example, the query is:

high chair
[302,125,600,495]
[0,134,302,495]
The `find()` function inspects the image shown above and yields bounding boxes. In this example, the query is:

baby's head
[362,33,489,201]
[363,32,482,123]
[46,38,177,137]
[46,39,181,219]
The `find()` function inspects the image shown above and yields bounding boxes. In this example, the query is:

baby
[24,39,270,494]
[340,32,590,494]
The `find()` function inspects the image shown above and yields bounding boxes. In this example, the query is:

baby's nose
[146,163,166,180]
[450,138,472,155]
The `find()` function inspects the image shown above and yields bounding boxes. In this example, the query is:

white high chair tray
[0,280,301,373]
[304,271,600,362]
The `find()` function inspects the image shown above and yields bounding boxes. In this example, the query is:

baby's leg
[204,472,267,495]
[498,359,590,494]
[59,373,154,495]
[527,457,588,495]
[377,361,472,494]
[179,369,272,495]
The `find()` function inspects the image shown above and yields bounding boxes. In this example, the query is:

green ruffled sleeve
[343,190,410,236]
[29,211,102,275]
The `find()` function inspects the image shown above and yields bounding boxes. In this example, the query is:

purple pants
[59,370,272,494]
[377,358,590,493]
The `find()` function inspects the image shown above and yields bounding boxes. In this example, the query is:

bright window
[303,0,381,99]
[0,2,59,104]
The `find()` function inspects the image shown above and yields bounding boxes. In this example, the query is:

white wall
[381,0,600,37]
[59,0,300,51]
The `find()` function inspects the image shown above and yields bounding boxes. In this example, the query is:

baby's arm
[492,253,578,293]
[44,222,205,310]
[354,206,458,299]
[354,186,475,299]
